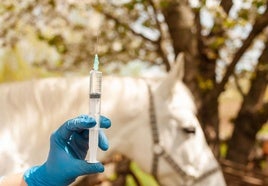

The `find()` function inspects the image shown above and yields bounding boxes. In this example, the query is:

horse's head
[151,54,224,185]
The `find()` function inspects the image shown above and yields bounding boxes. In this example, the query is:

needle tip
[93,54,99,71]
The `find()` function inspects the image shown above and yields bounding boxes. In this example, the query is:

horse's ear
[156,53,185,97]
[171,53,185,80]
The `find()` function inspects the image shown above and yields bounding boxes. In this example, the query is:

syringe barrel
[89,70,102,98]
[89,70,102,117]
[87,70,102,163]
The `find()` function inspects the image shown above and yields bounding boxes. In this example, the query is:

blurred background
[1,0,268,185]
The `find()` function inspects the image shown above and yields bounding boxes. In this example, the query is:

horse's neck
[102,76,149,121]
[101,76,153,171]
[0,78,90,170]
[1,77,87,130]
[1,76,153,137]
[0,76,155,173]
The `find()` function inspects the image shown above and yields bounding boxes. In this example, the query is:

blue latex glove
[24,114,111,186]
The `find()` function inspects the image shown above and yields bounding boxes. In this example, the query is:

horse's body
[0,56,226,185]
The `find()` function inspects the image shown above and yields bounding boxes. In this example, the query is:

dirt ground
[218,92,242,141]
[219,98,241,140]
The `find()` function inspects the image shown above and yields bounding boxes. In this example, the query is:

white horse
[0,54,226,186]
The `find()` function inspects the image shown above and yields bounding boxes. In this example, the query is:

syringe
[87,54,102,163]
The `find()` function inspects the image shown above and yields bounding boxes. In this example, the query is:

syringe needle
[93,54,99,71]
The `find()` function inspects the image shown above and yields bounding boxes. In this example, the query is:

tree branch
[195,0,233,86]
[233,73,246,98]
[220,0,233,14]
[216,9,268,96]
[92,4,158,45]
[147,0,170,71]
[257,102,268,125]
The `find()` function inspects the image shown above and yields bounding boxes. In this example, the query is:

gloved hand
[24,114,111,186]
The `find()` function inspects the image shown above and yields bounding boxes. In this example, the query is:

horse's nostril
[182,126,196,134]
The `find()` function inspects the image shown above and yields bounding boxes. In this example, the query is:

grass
[126,162,159,186]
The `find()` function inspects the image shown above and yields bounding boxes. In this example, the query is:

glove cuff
[24,165,49,186]
[24,164,75,186]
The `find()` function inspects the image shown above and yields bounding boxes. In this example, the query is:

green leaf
[223,19,236,29]
[129,161,159,186]
[252,0,266,8]
[210,37,225,49]
[159,0,170,8]
[237,8,249,21]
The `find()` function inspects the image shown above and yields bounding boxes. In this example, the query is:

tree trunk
[198,92,220,155]
[227,39,268,164]
[162,0,221,150]
[161,0,201,100]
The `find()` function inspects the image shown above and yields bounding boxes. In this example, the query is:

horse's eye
[182,126,196,134]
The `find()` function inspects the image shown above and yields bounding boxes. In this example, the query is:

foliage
[0,0,166,82]
[0,0,266,75]
[126,162,159,186]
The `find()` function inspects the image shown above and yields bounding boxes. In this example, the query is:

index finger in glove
[100,116,111,129]
[57,115,96,141]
